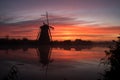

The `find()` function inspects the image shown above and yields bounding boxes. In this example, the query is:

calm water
[0,45,109,80]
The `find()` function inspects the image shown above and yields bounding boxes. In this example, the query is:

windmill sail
[37,12,54,44]
[46,12,52,41]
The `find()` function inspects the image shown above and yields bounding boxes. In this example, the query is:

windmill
[37,12,54,44]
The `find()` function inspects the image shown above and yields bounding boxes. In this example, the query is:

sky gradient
[0,0,120,41]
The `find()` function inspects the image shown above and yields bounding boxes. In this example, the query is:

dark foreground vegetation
[100,36,120,80]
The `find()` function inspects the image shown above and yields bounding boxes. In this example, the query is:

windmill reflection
[36,46,53,67]
[36,46,53,80]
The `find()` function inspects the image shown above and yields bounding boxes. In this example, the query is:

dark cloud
[0,14,93,27]
[0,0,120,26]
[1,0,120,14]
[99,26,120,31]
[10,30,33,34]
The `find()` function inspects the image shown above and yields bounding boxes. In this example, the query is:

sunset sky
[0,0,120,41]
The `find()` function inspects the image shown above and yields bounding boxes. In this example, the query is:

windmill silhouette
[37,12,54,44]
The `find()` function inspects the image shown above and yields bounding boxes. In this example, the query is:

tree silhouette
[100,36,120,80]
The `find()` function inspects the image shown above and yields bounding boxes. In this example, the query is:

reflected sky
[0,46,108,80]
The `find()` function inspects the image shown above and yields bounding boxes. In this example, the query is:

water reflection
[0,44,108,51]
[0,45,108,80]
[2,64,23,80]
[36,46,53,66]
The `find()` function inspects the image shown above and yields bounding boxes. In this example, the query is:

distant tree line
[0,37,113,46]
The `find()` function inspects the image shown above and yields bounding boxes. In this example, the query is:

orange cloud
[0,15,120,41]
[51,25,120,41]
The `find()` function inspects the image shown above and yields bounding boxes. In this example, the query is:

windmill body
[38,23,51,44]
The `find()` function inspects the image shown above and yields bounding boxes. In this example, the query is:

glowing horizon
[0,0,120,41]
